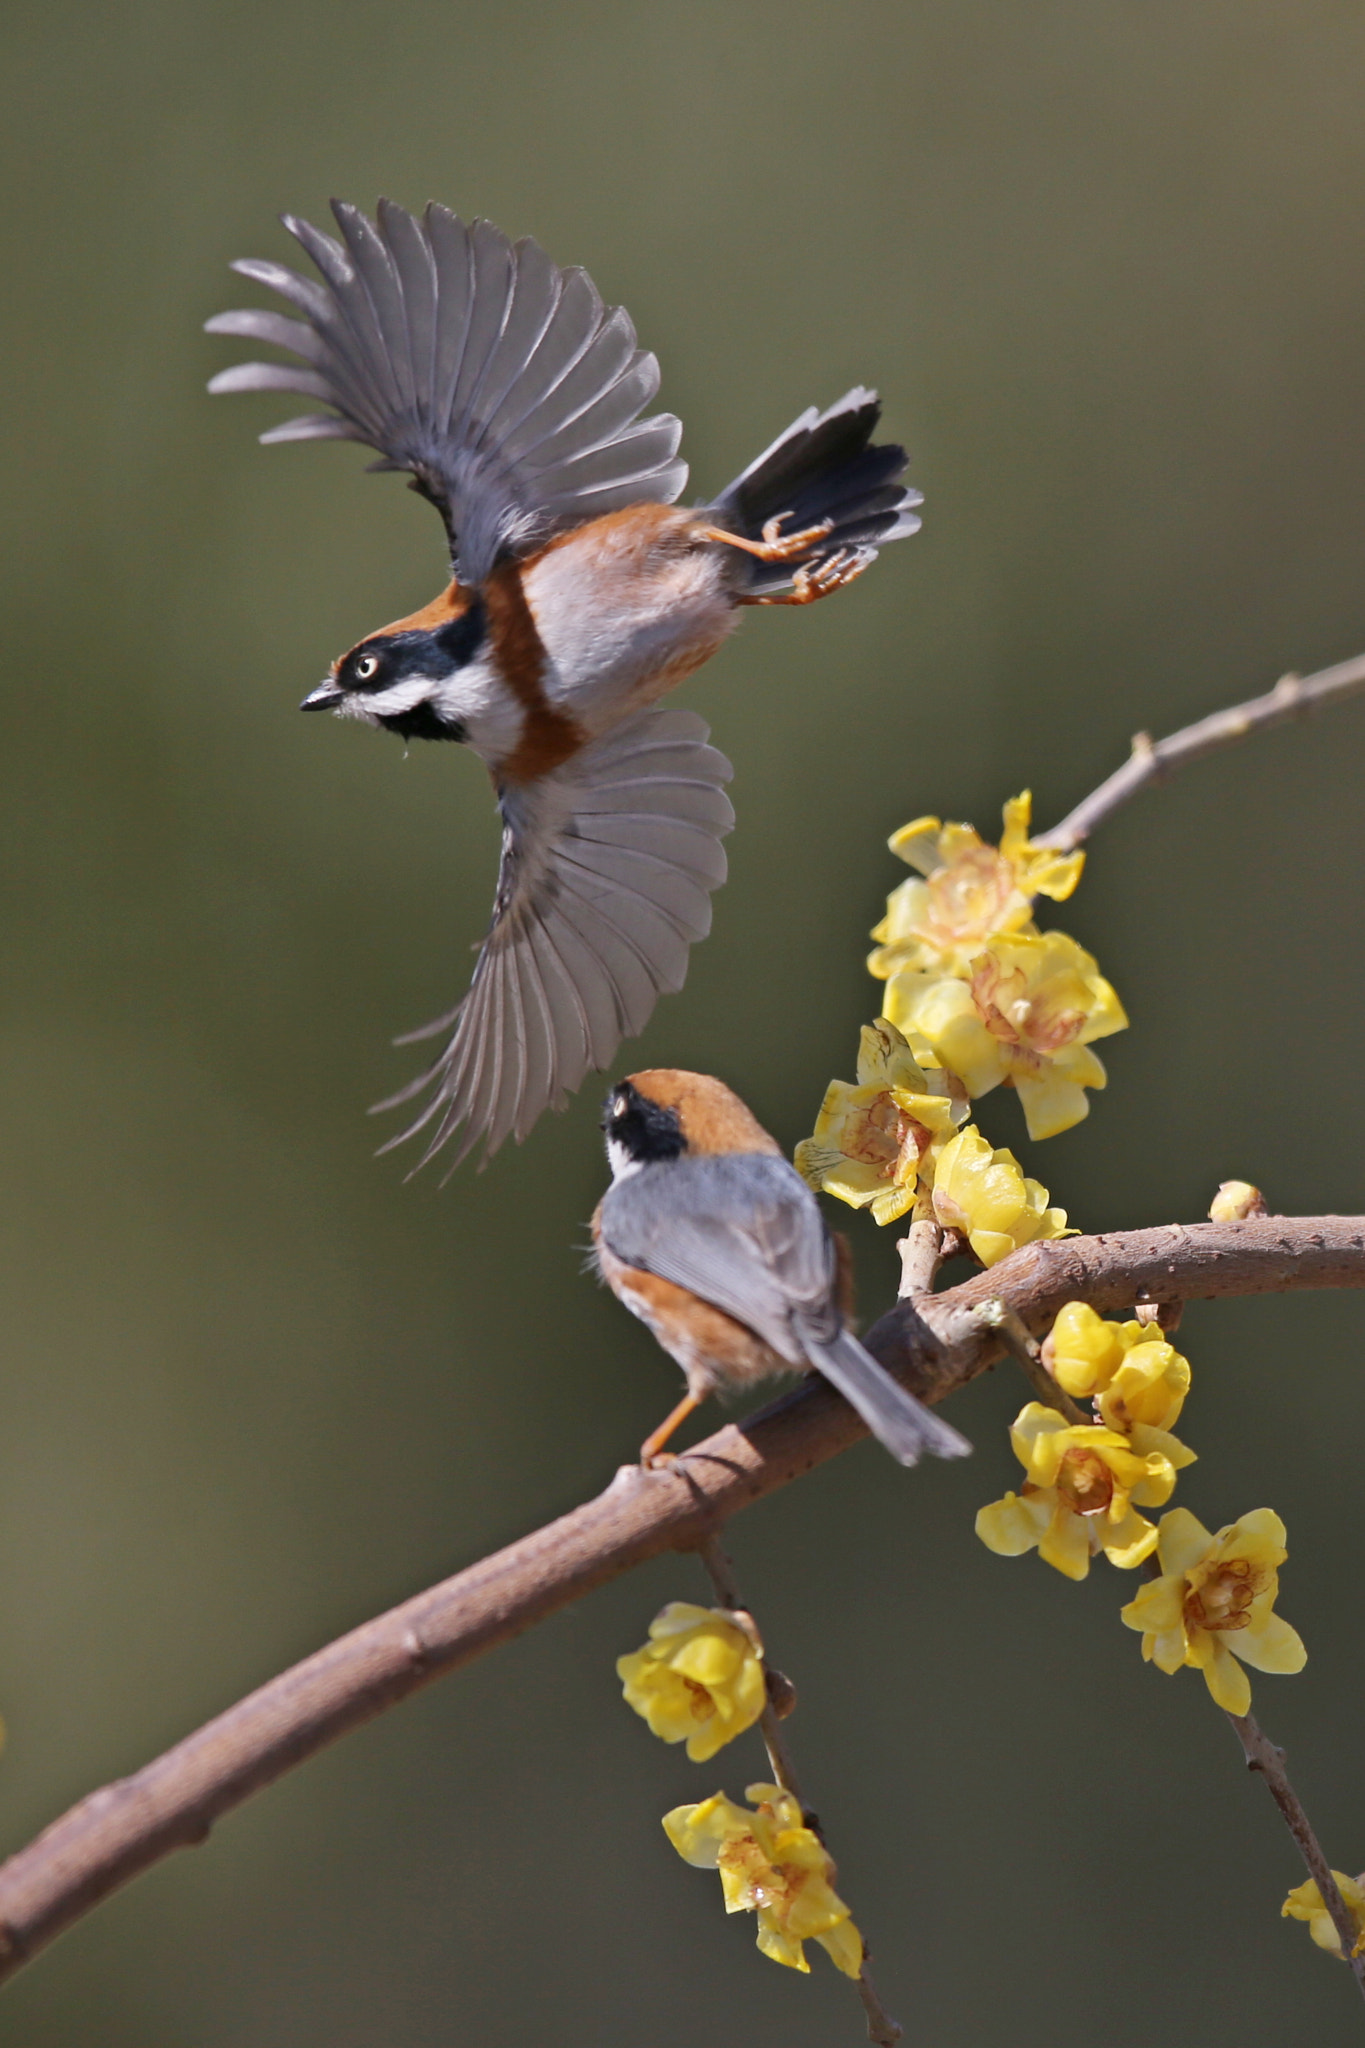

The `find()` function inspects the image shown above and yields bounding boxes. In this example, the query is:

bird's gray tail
[706,388,922,595]
[806,1327,971,1466]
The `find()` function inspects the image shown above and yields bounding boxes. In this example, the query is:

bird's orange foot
[639,1389,702,1468]
[694,512,834,563]
[738,546,875,606]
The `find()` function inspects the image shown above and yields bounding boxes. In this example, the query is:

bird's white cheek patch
[606,1136,644,1182]
[360,678,441,719]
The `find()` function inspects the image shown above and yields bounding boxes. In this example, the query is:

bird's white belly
[523,527,738,731]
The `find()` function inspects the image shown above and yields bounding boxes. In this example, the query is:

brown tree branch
[1037,650,1365,851]
[0,1213,1360,1984]
[1228,1712,1365,2006]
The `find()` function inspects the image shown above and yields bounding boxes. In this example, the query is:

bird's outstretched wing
[378,707,734,1171]
[206,200,688,585]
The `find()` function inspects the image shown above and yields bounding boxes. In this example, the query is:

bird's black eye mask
[603,1081,687,1164]
[338,601,487,694]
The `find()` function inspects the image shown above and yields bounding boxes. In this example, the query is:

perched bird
[593,1070,970,1467]
[207,200,922,1168]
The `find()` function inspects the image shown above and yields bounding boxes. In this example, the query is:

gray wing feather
[374,706,734,1172]
[207,200,687,583]
[600,1154,840,1363]
[598,1154,971,1465]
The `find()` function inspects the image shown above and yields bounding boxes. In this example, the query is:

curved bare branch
[0,1212,1359,1983]
[1038,651,1365,850]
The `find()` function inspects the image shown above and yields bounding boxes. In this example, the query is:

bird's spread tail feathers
[806,1327,970,1466]
[706,388,921,596]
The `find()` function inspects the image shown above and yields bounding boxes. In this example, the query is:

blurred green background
[2,2,1365,2041]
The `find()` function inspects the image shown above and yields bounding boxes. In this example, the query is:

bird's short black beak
[301,679,345,712]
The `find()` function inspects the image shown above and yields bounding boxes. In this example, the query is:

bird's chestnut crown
[605,1071,784,1161]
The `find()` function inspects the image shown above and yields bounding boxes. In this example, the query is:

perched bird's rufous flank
[208,202,922,1169]
[593,1070,970,1467]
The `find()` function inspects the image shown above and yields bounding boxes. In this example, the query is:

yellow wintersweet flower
[929,1125,1073,1266]
[1120,1507,1307,1715]
[1043,1300,1142,1397]
[1283,1873,1365,1957]
[976,1402,1183,1579]
[885,929,1127,1140]
[1044,1302,1194,1457]
[663,1783,863,1977]
[617,1604,766,1763]
[794,1019,968,1225]
[1209,1179,1266,1222]
[869,793,1085,980]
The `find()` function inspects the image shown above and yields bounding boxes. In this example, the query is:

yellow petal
[755,1918,810,1972]
[1038,1501,1093,1580]
[887,816,943,873]
[1201,1638,1253,1714]
[816,1915,865,1979]
[975,1489,1051,1555]
[1156,1507,1215,1578]
[1047,1301,1127,1397]
[870,1182,918,1227]
[1148,1625,1190,1674]
[648,1602,719,1639]
[1224,1508,1288,1567]
[1236,1611,1307,1675]
[1007,1402,1072,1475]
[1120,1575,1184,1636]
[1014,1068,1092,1141]
[1101,1506,1160,1569]
[663,1799,727,1867]
[1127,1423,1197,1471]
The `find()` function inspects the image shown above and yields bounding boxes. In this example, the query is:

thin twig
[977,1298,1089,1425]
[696,1536,902,2046]
[1037,653,1365,851]
[696,1537,804,1804]
[897,1218,944,1298]
[854,1966,904,2048]
[1227,1712,1365,2007]
[0,1215,1361,1983]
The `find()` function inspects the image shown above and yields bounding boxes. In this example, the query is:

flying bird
[594,1070,970,1467]
[207,201,922,1168]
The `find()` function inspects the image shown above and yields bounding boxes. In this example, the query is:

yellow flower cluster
[976,1303,1196,1578]
[616,1603,766,1763]
[798,796,1123,1268]
[618,1606,867,1982]
[976,1301,1305,1717]
[870,795,1126,1141]
[664,1784,863,1977]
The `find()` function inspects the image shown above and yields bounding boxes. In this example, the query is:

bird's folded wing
[596,1152,841,1364]
[377,706,734,1171]
[206,199,688,585]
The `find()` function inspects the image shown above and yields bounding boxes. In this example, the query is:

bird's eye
[353,653,381,683]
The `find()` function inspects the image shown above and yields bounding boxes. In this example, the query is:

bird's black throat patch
[604,1080,687,1164]
[375,701,468,743]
